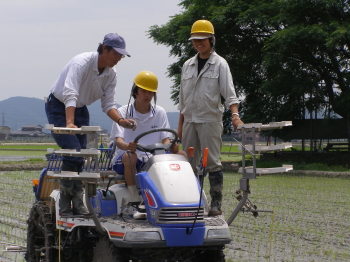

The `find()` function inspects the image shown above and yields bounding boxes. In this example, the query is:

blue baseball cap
[103,33,130,57]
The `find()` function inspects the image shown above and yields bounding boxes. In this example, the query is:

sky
[0,0,183,112]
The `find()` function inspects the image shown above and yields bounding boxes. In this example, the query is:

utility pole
[2,112,4,127]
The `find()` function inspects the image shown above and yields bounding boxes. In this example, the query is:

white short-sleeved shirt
[110,103,171,164]
[50,52,117,114]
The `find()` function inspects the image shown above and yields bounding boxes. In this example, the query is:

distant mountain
[0,97,179,133]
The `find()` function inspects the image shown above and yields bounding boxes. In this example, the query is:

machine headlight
[207,229,231,239]
[124,231,161,242]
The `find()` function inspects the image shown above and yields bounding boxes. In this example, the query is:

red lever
[187,147,194,158]
[202,148,208,168]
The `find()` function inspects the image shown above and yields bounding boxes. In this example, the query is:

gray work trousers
[182,121,223,173]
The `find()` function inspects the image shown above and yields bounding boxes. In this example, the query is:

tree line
[149,0,350,135]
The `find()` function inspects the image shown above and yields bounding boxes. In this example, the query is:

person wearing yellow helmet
[178,20,244,217]
[110,71,187,219]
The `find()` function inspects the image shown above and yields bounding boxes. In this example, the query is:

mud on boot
[208,170,223,217]
[208,206,222,216]
[59,188,73,216]
[72,191,90,216]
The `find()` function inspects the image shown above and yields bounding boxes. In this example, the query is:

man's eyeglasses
[114,50,125,59]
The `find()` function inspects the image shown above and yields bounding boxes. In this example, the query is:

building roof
[22,125,43,128]
[10,130,46,137]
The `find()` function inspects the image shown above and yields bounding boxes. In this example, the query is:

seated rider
[110,70,187,219]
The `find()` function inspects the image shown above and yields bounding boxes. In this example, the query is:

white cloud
[0,0,183,111]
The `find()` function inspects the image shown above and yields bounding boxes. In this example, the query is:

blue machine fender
[90,189,117,217]
[162,227,205,246]
[35,168,48,201]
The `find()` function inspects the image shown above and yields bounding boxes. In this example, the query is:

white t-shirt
[110,103,171,164]
[50,52,117,114]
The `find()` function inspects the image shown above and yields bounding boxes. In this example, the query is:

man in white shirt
[110,70,187,219]
[45,33,136,216]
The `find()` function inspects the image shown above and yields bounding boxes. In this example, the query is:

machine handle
[187,147,194,158]
[202,148,208,168]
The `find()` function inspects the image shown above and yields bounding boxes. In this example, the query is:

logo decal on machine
[169,164,180,171]
[109,231,125,239]
[57,220,75,228]
[144,188,158,208]
[178,212,196,217]
[149,208,158,218]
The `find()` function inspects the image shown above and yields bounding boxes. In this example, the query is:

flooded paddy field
[221,173,350,261]
[0,171,349,262]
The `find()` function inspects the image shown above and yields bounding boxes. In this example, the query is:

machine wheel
[190,248,225,262]
[92,235,129,262]
[25,201,63,262]
[64,227,95,262]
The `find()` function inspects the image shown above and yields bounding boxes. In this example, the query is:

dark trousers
[45,94,89,194]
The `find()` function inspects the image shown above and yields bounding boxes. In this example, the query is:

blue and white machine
[26,122,293,261]
[27,127,232,262]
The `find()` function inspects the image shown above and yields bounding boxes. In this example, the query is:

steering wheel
[133,128,178,154]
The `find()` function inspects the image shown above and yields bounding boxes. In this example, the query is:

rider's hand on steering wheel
[128,141,137,153]
[170,142,179,154]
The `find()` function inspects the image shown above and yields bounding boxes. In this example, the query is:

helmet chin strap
[125,83,136,119]
[125,83,157,118]
[210,36,216,52]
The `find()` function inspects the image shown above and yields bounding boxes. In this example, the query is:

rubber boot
[59,188,73,216]
[72,191,90,215]
[59,163,76,216]
[208,170,223,216]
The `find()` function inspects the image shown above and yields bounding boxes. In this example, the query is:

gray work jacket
[178,51,240,123]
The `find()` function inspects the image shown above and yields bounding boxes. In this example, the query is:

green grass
[1,144,350,172]
[221,145,240,152]
[0,150,48,156]
[0,144,59,157]
[0,158,46,165]
[0,144,59,150]
[220,145,350,172]
[294,162,349,171]
[245,159,350,172]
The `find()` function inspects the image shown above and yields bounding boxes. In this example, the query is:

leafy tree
[149,0,350,134]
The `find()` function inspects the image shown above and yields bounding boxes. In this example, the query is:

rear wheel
[64,227,95,262]
[92,235,129,262]
[25,201,62,262]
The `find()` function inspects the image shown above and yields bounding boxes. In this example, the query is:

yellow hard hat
[134,71,158,92]
[190,20,215,35]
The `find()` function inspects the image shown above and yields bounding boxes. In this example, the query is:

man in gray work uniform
[178,20,243,216]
